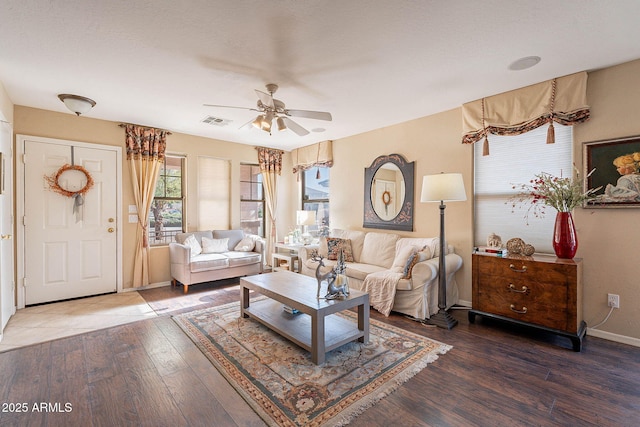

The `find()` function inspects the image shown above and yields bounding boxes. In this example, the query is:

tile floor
[0,291,158,353]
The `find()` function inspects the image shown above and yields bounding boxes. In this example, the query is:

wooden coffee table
[240,270,369,364]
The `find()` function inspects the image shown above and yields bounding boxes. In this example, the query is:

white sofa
[298,229,463,319]
[169,229,264,293]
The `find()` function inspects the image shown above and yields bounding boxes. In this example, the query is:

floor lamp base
[426,309,458,329]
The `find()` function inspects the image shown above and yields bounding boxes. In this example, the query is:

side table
[272,242,318,273]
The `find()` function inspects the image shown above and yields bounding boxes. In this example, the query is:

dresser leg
[468,310,477,324]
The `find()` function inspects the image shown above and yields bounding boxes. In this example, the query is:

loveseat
[298,229,463,319]
[169,229,264,293]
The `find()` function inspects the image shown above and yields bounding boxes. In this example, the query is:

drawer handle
[509,264,527,273]
[510,304,528,314]
[508,284,528,293]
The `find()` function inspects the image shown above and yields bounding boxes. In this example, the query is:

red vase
[553,212,578,259]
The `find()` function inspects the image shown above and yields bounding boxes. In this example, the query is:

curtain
[292,140,333,179]
[462,72,590,155]
[256,147,283,266]
[125,124,167,287]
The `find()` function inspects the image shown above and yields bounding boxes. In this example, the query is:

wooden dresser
[469,253,585,351]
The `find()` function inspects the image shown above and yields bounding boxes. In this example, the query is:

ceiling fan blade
[255,90,274,109]
[282,117,310,136]
[238,117,256,130]
[286,109,332,121]
[203,104,258,112]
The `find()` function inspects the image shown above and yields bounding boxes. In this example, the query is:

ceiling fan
[204,83,332,136]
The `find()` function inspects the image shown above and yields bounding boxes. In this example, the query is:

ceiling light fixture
[57,94,96,116]
[276,117,287,132]
[508,56,541,71]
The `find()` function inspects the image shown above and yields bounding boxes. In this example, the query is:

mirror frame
[363,153,414,231]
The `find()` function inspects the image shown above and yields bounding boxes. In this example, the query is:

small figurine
[312,254,337,298]
[487,233,502,248]
[325,249,350,300]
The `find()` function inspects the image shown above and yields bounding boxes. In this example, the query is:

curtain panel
[256,147,284,266]
[292,140,333,175]
[462,72,590,155]
[124,124,168,287]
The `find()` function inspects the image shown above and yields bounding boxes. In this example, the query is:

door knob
[108,218,115,223]
[108,228,115,233]
[0,234,11,240]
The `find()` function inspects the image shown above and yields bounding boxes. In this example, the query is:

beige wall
[573,59,640,341]
[325,108,474,303]
[0,81,13,123]
[12,106,286,289]
[7,58,640,342]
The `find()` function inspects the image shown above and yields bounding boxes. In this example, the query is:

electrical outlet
[607,293,620,309]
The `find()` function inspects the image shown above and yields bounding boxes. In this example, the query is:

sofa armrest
[411,253,463,290]
[169,242,191,285]
[297,245,317,265]
[251,236,265,272]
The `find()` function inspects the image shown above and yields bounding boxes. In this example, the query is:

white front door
[23,139,118,305]
[0,120,14,331]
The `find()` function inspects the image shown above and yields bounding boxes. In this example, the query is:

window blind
[474,124,573,253]
[197,156,230,230]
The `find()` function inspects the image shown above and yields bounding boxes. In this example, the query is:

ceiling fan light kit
[205,83,332,136]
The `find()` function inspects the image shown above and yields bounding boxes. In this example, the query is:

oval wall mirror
[363,153,414,231]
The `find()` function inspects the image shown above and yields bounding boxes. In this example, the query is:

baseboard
[121,281,172,292]
[456,299,472,308]
[587,328,640,348]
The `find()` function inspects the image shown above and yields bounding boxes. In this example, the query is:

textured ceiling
[2,1,640,150]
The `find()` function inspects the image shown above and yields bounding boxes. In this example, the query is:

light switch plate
[128,215,138,223]
[128,205,138,214]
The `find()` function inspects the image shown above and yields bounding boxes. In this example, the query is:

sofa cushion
[345,262,388,281]
[183,235,203,257]
[176,231,213,246]
[330,229,366,262]
[202,237,229,254]
[359,232,399,268]
[213,229,245,251]
[234,236,256,252]
[189,253,229,272]
[396,237,438,260]
[326,237,354,261]
[392,244,419,270]
[225,251,262,267]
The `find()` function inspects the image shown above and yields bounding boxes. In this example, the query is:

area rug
[173,299,451,427]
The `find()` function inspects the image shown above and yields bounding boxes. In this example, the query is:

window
[240,164,264,236]
[302,167,330,236]
[150,155,185,245]
[474,124,572,253]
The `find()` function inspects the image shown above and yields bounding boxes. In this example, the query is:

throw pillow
[402,249,420,279]
[326,237,354,262]
[234,236,256,252]
[392,245,419,269]
[183,234,202,257]
[202,237,229,254]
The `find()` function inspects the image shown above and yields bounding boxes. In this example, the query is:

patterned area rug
[173,299,451,427]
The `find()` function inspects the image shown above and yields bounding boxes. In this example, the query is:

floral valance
[256,147,284,175]
[462,72,590,155]
[292,140,333,174]
[124,124,168,161]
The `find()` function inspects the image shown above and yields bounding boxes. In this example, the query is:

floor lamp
[420,173,467,329]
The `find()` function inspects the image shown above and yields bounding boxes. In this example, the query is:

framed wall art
[583,135,640,208]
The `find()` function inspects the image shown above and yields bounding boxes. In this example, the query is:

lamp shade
[57,94,96,116]
[296,210,316,226]
[420,173,467,202]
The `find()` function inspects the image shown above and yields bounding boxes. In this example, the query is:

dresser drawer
[475,255,574,285]
[476,274,570,331]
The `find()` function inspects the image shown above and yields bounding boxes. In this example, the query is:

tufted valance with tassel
[292,140,333,176]
[462,71,590,155]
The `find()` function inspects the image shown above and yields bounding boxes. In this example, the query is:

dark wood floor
[1,279,638,427]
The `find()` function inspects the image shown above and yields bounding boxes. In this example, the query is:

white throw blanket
[361,270,404,316]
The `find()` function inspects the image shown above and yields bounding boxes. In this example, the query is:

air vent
[201,116,232,127]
